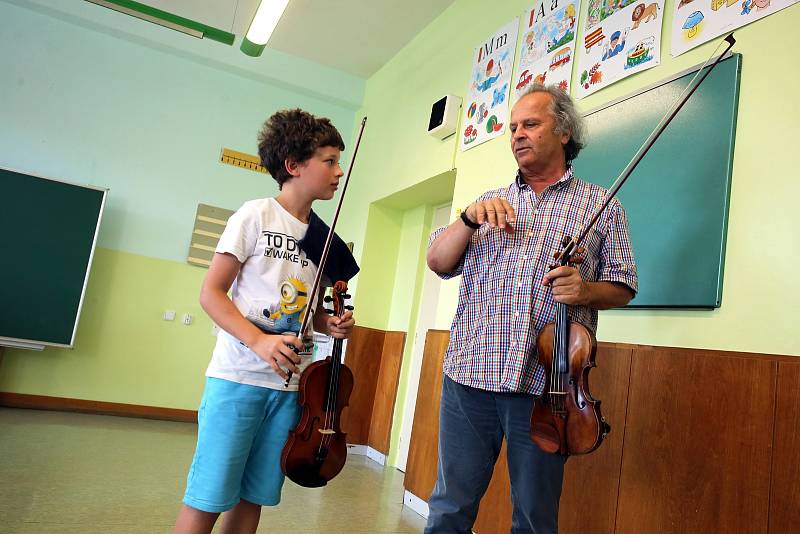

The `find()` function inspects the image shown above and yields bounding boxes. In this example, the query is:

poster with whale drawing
[461,19,519,151]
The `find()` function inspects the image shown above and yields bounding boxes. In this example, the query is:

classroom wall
[333,0,800,466]
[0,0,364,408]
[341,0,799,354]
[2,0,797,453]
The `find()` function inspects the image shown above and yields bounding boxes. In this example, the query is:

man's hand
[249,334,303,380]
[325,310,355,339]
[465,198,516,234]
[542,266,589,306]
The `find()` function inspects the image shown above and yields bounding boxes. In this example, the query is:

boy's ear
[284,158,303,178]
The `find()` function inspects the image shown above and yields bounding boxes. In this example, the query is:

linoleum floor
[0,408,427,533]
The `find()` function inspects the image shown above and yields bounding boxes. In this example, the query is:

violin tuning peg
[324,308,334,315]
[324,296,333,302]
[576,246,585,254]
[561,235,572,247]
[342,293,351,299]
[345,305,354,311]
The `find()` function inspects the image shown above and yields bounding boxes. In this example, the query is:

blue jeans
[424,375,565,534]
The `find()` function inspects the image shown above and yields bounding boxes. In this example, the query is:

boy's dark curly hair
[257,109,345,188]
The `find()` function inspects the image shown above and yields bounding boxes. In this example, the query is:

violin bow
[284,116,367,386]
[558,33,736,264]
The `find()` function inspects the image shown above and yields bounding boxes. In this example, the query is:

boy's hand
[326,310,355,339]
[250,334,303,380]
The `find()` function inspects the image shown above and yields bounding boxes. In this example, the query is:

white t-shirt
[206,197,320,390]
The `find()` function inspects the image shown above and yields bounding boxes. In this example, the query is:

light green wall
[342,0,800,358]
[0,0,363,408]
[2,0,797,446]
[386,205,433,331]
[0,248,212,409]
[0,0,362,263]
[334,0,800,467]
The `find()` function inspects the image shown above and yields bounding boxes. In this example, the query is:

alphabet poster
[671,0,798,56]
[514,0,582,102]
[575,0,665,98]
[461,19,519,151]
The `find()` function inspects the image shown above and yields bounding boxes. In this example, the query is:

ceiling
[135,0,456,78]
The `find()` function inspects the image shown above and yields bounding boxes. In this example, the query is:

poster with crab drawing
[513,0,582,102]
[461,19,519,151]
[575,0,665,98]
[671,0,798,56]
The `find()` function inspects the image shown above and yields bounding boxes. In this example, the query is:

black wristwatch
[460,210,480,230]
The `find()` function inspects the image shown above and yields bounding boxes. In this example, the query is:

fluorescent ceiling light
[241,0,290,57]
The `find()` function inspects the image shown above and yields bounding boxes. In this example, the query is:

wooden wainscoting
[0,392,198,422]
[340,325,406,454]
[404,330,800,534]
[770,361,800,532]
[404,329,450,500]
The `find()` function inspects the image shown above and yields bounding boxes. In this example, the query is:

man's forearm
[426,219,475,273]
[584,281,634,310]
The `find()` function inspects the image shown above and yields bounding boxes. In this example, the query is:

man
[424,85,637,534]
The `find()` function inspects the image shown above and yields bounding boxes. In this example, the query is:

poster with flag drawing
[671,0,798,56]
[513,0,582,102]
[461,19,519,151]
[575,0,665,98]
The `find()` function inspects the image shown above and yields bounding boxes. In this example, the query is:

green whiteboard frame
[0,168,108,349]
[573,54,741,308]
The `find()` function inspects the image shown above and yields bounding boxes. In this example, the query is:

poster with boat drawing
[576,0,665,98]
[513,0,582,101]
[671,0,798,56]
[461,19,519,151]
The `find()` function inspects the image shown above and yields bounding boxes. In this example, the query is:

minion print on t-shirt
[267,277,309,333]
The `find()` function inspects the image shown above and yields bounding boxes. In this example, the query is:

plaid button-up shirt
[429,168,638,395]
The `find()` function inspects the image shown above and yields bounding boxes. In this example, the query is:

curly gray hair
[518,84,585,162]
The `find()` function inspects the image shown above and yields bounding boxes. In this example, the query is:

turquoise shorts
[182,377,301,513]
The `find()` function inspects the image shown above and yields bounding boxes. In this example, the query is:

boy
[174,109,357,534]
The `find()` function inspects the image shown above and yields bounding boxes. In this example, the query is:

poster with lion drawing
[576,0,665,98]
[513,0,582,102]
[671,0,798,56]
[461,19,519,151]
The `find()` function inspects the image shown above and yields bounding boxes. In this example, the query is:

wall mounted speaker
[428,94,462,140]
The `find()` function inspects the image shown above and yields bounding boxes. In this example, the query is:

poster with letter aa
[513,0,582,101]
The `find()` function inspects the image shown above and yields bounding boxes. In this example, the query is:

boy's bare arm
[200,252,302,379]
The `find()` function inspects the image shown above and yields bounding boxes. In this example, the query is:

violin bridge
[317,429,335,435]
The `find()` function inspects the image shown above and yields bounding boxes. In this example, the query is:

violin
[280,281,354,487]
[530,34,737,456]
[280,117,367,486]
[530,243,609,456]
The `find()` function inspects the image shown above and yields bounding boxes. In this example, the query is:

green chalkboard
[0,168,107,347]
[572,54,741,308]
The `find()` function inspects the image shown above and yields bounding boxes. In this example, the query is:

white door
[396,203,451,471]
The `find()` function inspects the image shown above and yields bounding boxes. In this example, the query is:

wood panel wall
[404,330,450,500]
[340,325,405,454]
[404,330,800,534]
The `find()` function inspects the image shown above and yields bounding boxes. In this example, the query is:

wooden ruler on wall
[219,148,268,174]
